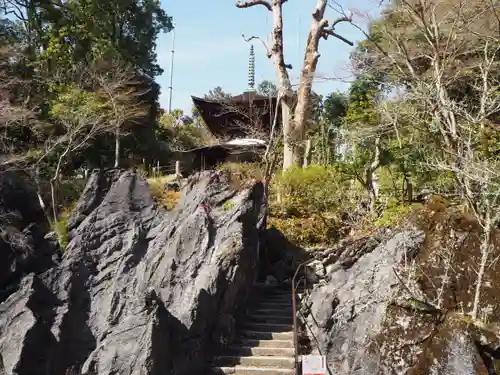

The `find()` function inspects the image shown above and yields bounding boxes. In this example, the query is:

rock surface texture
[0,169,266,375]
[301,207,500,375]
[0,171,57,302]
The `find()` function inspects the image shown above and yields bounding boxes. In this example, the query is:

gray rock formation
[0,171,57,302]
[302,231,425,374]
[0,169,266,375]
[301,226,499,374]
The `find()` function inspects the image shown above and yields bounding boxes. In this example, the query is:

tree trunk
[366,136,381,213]
[288,1,329,168]
[266,1,295,170]
[236,0,352,170]
[50,178,58,223]
[282,100,295,170]
[114,125,120,168]
[365,169,379,214]
[302,139,312,167]
[403,175,413,202]
[471,217,491,320]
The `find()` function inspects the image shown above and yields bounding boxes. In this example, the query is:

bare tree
[236,0,353,170]
[39,85,112,223]
[366,0,500,320]
[0,46,34,158]
[92,63,150,168]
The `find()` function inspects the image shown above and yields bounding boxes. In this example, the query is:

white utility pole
[167,23,176,113]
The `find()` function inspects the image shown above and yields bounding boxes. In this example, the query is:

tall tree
[313,91,347,163]
[344,74,386,212]
[360,0,500,318]
[257,80,278,97]
[0,0,173,168]
[236,0,353,170]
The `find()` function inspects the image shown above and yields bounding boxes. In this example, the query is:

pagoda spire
[247,44,255,91]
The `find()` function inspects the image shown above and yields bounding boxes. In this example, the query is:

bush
[57,179,86,209]
[268,164,361,246]
[272,164,356,217]
[216,162,264,190]
[375,199,422,228]
[268,215,336,246]
[147,175,181,210]
[52,205,73,249]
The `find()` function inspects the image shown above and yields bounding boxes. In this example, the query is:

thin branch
[323,29,353,46]
[235,0,272,11]
[242,34,272,57]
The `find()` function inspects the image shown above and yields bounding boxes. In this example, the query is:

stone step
[253,280,304,290]
[234,338,294,349]
[214,355,295,369]
[266,296,295,302]
[247,314,292,324]
[239,330,293,340]
[262,294,303,301]
[212,366,294,375]
[257,301,293,308]
[253,289,294,296]
[241,322,293,332]
[252,307,293,315]
[229,346,295,357]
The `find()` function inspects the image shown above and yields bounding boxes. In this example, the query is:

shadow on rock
[0,169,266,375]
[261,227,309,283]
[0,171,58,303]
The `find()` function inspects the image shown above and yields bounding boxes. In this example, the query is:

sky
[156,0,382,114]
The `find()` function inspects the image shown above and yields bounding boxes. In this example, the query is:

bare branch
[323,29,353,45]
[235,0,272,11]
[242,34,272,57]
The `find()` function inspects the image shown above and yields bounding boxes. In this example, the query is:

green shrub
[52,205,74,249]
[272,164,356,217]
[57,179,85,207]
[268,215,336,246]
[267,164,362,246]
[222,200,235,211]
[375,200,422,228]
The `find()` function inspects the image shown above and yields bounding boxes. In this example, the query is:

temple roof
[191,92,280,139]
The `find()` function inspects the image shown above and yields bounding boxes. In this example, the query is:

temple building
[178,45,280,174]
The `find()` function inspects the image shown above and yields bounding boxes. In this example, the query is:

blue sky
[156,0,382,114]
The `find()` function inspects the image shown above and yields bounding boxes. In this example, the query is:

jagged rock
[0,169,266,375]
[302,230,425,374]
[0,171,57,302]
[301,217,500,374]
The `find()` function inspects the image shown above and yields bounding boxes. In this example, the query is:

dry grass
[216,162,264,191]
[147,175,181,210]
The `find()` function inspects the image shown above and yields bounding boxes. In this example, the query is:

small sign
[302,355,326,375]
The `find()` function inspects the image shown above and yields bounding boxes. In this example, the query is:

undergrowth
[216,162,264,190]
[52,205,74,249]
[375,199,423,229]
[147,175,181,210]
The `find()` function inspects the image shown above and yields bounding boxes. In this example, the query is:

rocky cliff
[0,169,266,375]
[0,171,57,302]
[301,206,500,374]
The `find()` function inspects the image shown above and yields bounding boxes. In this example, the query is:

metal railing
[292,259,314,375]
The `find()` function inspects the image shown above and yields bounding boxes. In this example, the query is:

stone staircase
[211,283,304,375]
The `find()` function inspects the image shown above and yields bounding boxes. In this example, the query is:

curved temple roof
[191,92,280,139]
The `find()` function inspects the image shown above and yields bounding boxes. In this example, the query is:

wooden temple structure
[178,45,280,174]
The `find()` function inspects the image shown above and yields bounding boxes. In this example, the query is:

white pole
[168,23,176,113]
[175,160,181,177]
